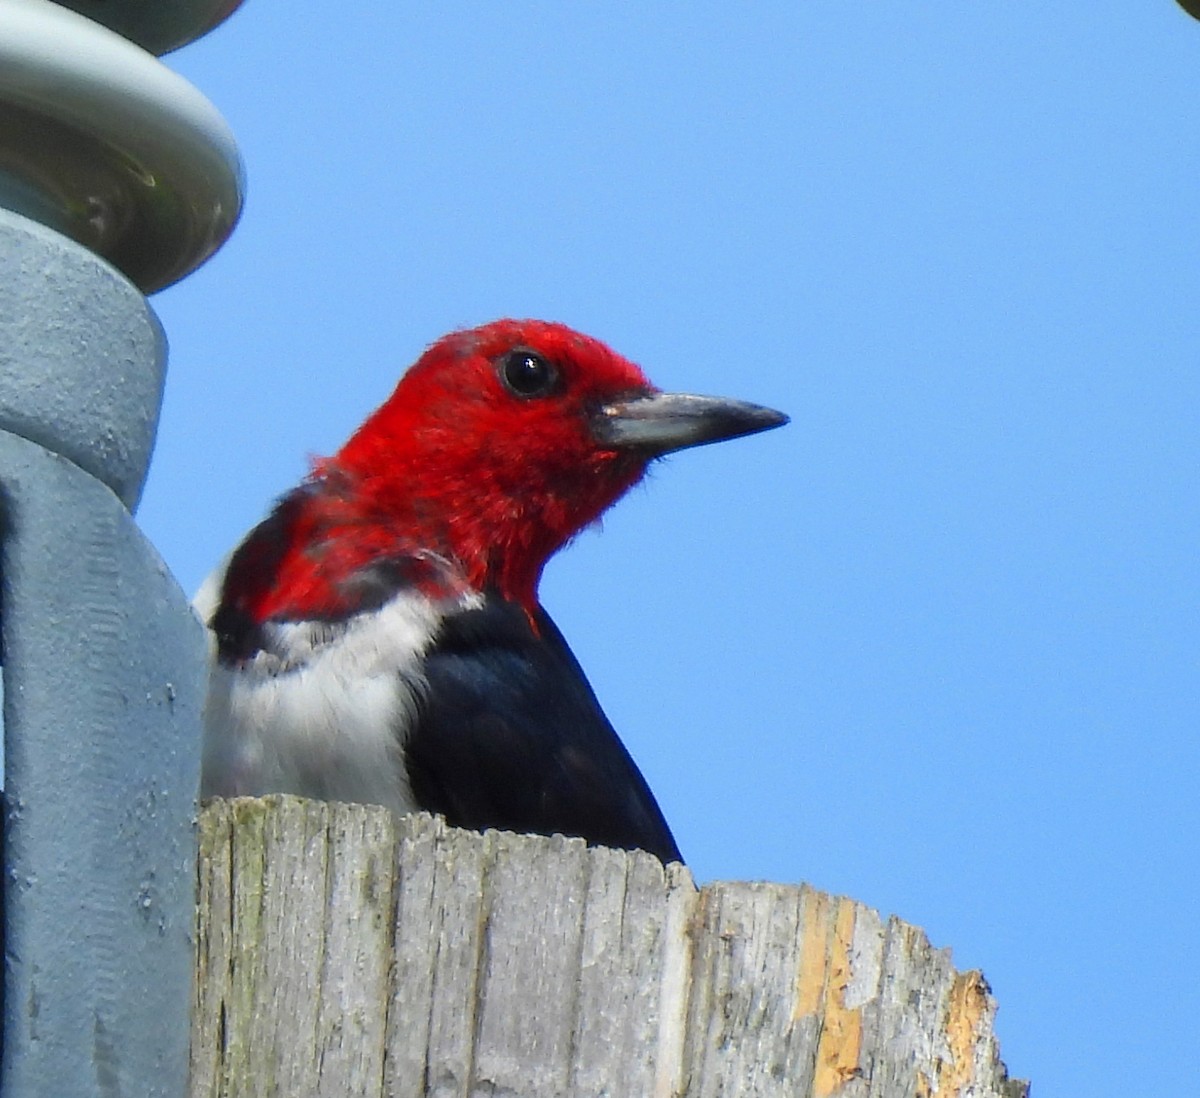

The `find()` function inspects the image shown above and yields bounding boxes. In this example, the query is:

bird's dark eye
[499,349,559,399]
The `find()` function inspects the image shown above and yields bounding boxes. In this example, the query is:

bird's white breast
[195,564,482,815]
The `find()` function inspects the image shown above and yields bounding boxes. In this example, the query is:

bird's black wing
[405,598,683,864]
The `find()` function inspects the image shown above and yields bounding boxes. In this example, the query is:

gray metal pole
[0,212,207,1097]
[0,2,244,1092]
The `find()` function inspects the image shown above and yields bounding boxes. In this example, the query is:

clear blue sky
[140,5,1199,1094]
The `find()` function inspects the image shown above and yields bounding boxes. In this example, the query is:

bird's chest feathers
[202,588,480,811]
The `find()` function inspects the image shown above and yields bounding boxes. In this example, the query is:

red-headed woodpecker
[196,320,787,864]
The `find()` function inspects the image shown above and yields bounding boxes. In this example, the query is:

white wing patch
[196,564,482,816]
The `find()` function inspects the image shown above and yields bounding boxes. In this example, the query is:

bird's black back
[406,598,683,864]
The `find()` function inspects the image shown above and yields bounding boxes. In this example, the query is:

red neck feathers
[227,321,655,623]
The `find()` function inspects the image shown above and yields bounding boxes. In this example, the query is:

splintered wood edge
[192,796,1028,1098]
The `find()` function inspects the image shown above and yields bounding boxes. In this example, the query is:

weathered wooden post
[0,2,242,1093]
[192,798,1027,1098]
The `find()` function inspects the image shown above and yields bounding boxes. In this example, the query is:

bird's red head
[330,319,657,608]
[225,319,786,624]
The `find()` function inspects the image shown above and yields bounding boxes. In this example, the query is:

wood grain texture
[192,798,1027,1098]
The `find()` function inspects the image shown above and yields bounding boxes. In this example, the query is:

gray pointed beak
[593,391,789,455]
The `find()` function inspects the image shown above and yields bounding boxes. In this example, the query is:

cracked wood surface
[191,797,1027,1098]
